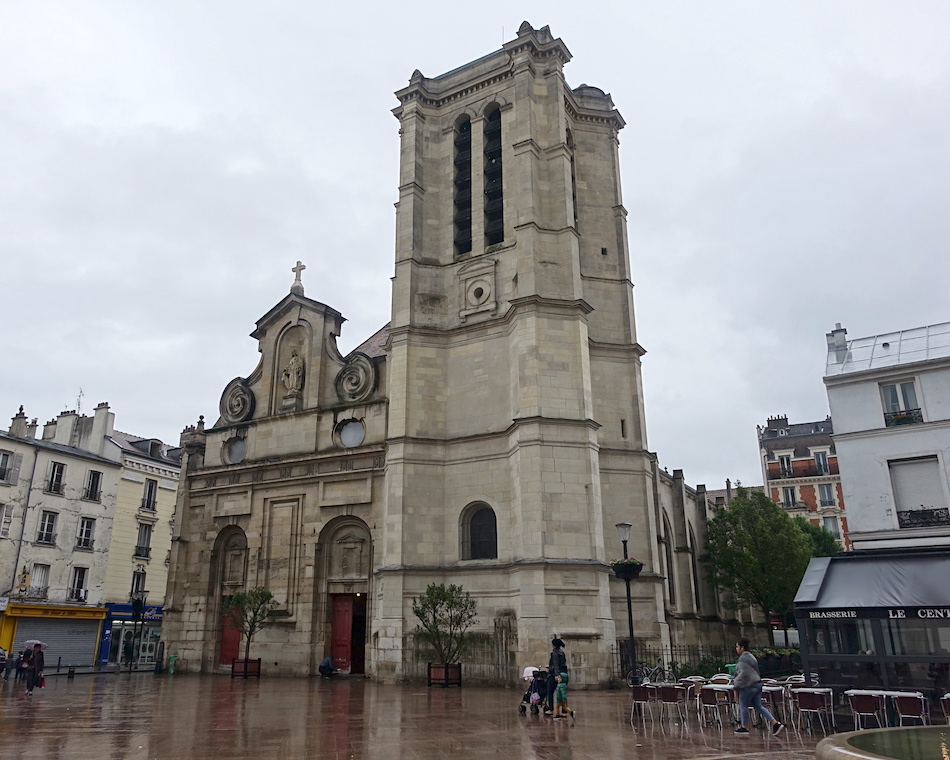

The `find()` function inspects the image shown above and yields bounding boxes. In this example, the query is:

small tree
[792,516,843,557]
[703,487,812,628]
[411,583,477,663]
[223,587,278,664]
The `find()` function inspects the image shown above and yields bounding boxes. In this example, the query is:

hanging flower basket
[611,559,644,581]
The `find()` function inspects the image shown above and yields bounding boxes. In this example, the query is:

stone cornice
[393,68,514,116]
[832,417,950,440]
[385,293,595,348]
[563,95,625,132]
[587,339,647,358]
[375,557,612,575]
[386,415,602,450]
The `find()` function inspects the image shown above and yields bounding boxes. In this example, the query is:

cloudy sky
[3,1,949,488]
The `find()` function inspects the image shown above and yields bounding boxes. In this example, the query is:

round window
[225,438,246,464]
[338,419,365,448]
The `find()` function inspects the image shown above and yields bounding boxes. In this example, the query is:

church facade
[162,23,736,685]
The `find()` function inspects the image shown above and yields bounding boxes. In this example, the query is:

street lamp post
[128,589,149,674]
[615,522,637,683]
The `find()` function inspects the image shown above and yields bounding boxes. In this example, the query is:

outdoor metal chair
[942,693,950,725]
[699,686,732,728]
[630,684,654,722]
[680,677,707,713]
[793,689,833,733]
[709,673,732,684]
[760,687,788,725]
[848,692,886,730]
[893,693,929,726]
[658,684,690,723]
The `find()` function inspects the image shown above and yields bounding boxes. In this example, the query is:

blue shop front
[99,603,163,667]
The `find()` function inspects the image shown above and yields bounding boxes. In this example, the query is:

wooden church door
[330,595,353,671]
[220,608,241,664]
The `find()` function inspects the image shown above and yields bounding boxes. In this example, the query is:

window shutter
[8,453,22,484]
[890,457,946,512]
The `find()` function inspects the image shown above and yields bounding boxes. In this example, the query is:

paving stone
[2,675,823,759]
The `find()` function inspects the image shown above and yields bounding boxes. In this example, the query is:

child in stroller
[518,667,548,714]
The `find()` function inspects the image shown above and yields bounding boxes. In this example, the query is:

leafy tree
[703,487,812,626]
[792,516,843,557]
[224,587,278,664]
[411,583,477,663]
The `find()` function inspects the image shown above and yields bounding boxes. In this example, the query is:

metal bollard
[67,667,76,679]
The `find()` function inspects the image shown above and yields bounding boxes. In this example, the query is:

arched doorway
[211,526,248,667]
[319,518,371,674]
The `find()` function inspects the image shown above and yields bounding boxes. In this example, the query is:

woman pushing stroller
[543,638,567,716]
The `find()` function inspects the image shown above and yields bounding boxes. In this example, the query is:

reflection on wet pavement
[0,675,823,759]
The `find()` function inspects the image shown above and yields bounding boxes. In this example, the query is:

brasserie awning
[795,551,950,611]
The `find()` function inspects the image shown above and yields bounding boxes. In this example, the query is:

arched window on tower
[661,515,676,605]
[566,128,578,229]
[483,108,504,246]
[453,119,473,255]
[461,503,497,560]
[688,525,701,611]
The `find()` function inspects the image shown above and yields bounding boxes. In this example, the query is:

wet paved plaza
[0,674,825,760]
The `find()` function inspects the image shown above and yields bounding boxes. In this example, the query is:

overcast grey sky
[3,1,949,488]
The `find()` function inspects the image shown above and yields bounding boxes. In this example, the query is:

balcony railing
[133,545,151,559]
[44,480,65,495]
[83,488,101,502]
[67,588,88,602]
[17,586,48,599]
[770,463,839,479]
[76,538,94,550]
[820,499,835,507]
[897,508,950,529]
[35,532,56,546]
[141,497,157,511]
[885,408,924,427]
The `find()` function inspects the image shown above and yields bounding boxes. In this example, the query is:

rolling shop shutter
[13,618,100,667]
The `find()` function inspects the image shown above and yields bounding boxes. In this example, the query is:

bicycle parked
[626,658,676,687]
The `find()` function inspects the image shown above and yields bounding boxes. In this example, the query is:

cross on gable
[290,261,306,295]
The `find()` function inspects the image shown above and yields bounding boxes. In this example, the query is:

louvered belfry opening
[453,119,473,255]
[483,108,503,246]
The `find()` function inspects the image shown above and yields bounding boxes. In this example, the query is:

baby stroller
[518,667,548,714]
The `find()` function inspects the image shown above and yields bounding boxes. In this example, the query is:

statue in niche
[282,350,304,393]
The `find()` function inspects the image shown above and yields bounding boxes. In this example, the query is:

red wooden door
[220,609,241,665]
[331,595,353,671]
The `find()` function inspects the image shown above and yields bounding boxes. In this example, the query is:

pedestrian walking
[552,671,576,720]
[23,642,45,697]
[544,638,567,716]
[15,649,29,682]
[733,638,783,736]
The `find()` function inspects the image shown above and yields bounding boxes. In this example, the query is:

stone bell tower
[376,22,661,684]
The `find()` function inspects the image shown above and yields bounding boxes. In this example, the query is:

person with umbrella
[22,640,45,696]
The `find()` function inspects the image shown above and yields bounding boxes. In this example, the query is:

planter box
[612,563,644,581]
[231,658,262,679]
[427,662,462,688]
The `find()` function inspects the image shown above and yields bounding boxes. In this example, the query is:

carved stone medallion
[335,354,377,403]
[219,378,256,424]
